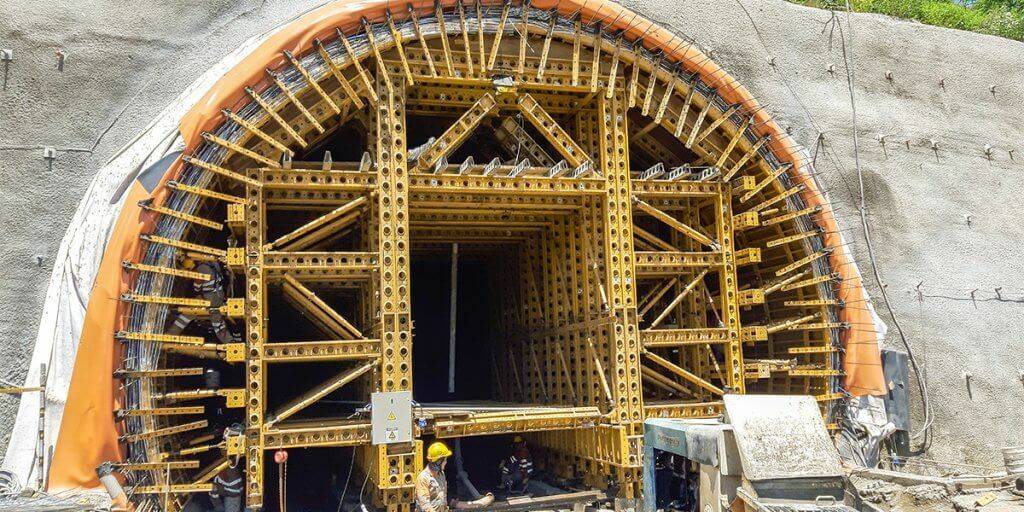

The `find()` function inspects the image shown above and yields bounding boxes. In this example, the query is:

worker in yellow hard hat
[416,441,452,512]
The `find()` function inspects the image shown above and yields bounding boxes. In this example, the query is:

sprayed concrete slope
[1,0,1022,465]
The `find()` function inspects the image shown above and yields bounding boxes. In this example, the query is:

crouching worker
[417,441,452,512]
[211,425,244,512]
[498,436,533,494]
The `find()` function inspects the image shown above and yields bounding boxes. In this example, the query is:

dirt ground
[850,475,1024,512]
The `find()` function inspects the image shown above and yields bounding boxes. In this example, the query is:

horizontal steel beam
[260,167,606,197]
[634,251,724,277]
[263,339,381,363]
[408,172,605,196]
[263,420,372,449]
[631,180,723,198]
[134,484,213,495]
[263,252,378,282]
[431,407,603,438]
[644,401,724,419]
[640,328,730,347]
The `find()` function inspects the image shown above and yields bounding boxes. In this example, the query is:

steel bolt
[0,49,11,90]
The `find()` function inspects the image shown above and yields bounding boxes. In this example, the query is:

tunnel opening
[403,196,602,497]
[406,187,595,406]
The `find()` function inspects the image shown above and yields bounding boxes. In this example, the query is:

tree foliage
[789,0,1024,41]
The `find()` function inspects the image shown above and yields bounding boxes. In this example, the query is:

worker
[210,425,244,512]
[183,257,226,305]
[498,436,533,494]
[416,441,452,512]
[171,256,234,343]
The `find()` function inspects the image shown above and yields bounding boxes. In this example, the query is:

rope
[278,458,287,512]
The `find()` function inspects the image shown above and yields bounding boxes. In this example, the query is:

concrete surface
[1,0,1022,465]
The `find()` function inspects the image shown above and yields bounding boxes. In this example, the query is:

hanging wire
[334,449,356,512]
[839,0,933,451]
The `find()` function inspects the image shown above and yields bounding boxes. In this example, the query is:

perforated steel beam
[414,93,497,171]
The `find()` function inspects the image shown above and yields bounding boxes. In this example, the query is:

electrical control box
[371,391,413,445]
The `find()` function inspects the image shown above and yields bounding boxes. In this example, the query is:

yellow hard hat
[181,257,196,270]
[513,436,523,444]
[427,441,452,462]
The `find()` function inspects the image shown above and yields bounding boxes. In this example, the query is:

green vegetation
[788,0,1024,41]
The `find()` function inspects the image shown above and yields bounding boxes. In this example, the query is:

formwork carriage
[114,3,847,510]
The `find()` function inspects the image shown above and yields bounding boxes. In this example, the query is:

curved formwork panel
[6,1,888,510]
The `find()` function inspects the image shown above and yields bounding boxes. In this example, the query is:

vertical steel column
[598,90,643,497]
[374,72,411,394]
[373,72,418,511]
[598,91,643,425]
[243,170,266,509]
[574,111,613,487]
[679,208,711,400]
[716,189,745,392]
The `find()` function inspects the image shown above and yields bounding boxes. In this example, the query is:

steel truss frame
[115,4,846,510]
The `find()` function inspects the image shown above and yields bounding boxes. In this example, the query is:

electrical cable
[731,0,931,433]
[0,470,22,498]
[732,0,864,208]
[334,449,356,512]
[840,0,933,451]
[357,466,371,511]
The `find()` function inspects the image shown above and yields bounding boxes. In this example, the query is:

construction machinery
[643,395,854,512]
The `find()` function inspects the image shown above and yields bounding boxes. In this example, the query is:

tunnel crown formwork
[112,2,859,510]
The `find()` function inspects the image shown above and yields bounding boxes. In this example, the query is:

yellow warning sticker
[387,412,396,421]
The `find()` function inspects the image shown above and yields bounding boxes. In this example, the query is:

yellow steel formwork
[116,4,847,510]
